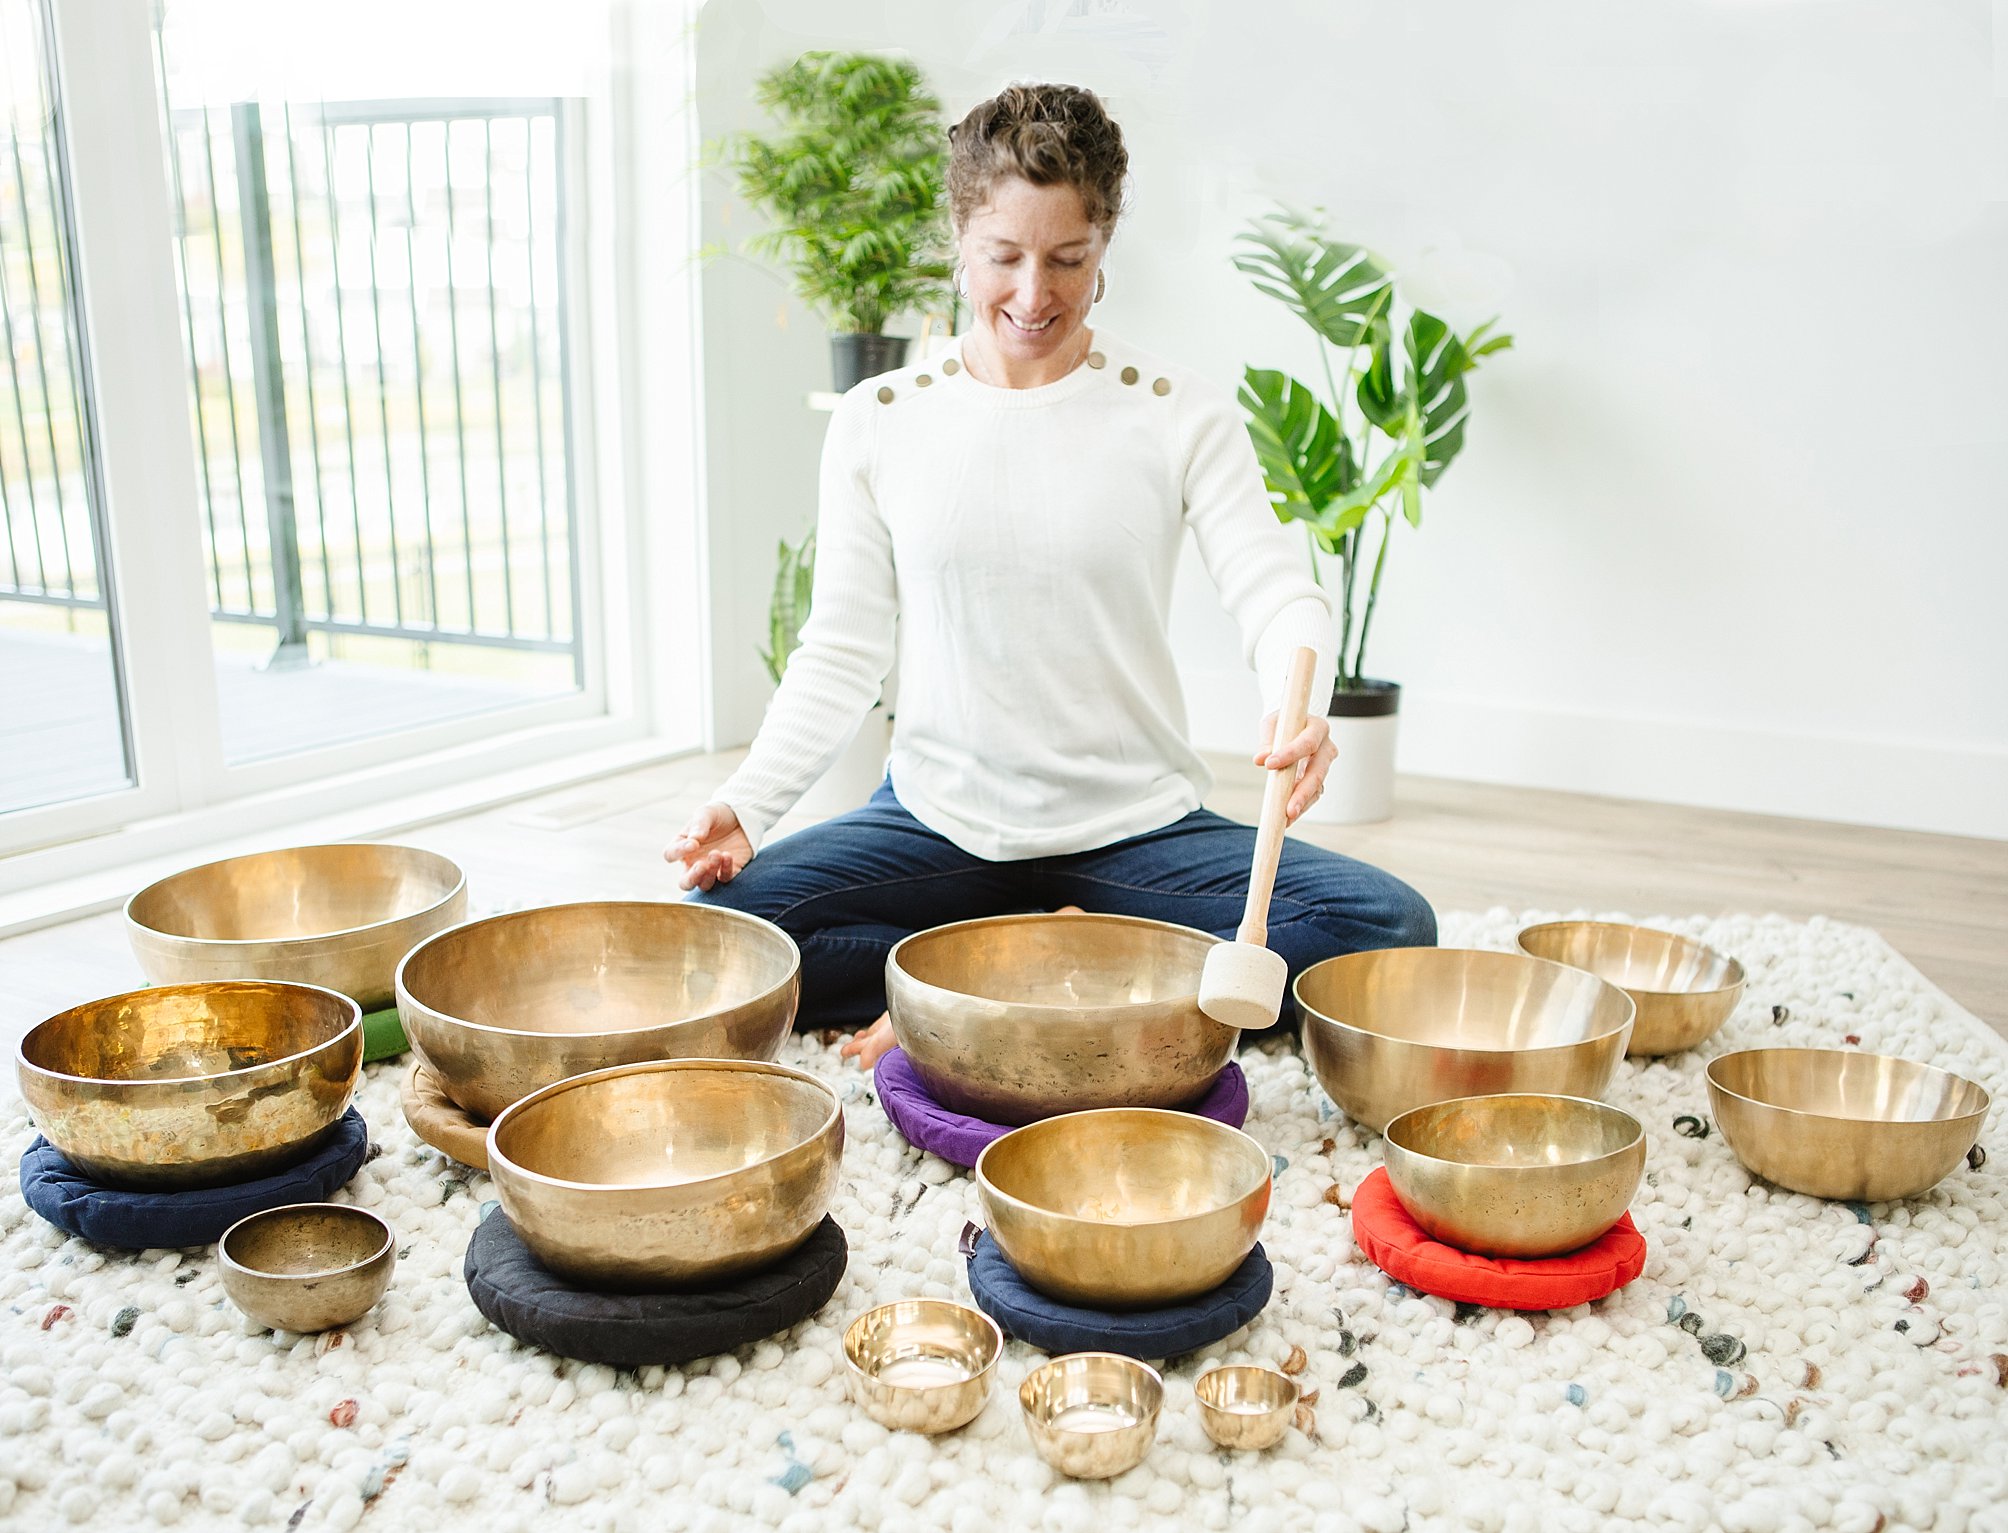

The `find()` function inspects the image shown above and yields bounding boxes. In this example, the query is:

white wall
[695,0,2008,839]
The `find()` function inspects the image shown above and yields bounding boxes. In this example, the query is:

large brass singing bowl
[1296,947,1636,1134]
[485,1058,843,1290]
[1516,921,1745,1056]
[126,843,467,1012]
[17,982,362,1190]
[885,912,1232,1126]
[975,1108,1271,1309]
[1382,1094,1647,1258]
[398,901,801,1121]
[1707,1048,1990,1202]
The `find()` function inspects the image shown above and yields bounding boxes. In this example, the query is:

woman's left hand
[1253,710,1335,822]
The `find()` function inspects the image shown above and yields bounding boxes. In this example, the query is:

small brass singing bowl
[885,912,1233,1126]
[1516,921,1745,1056]
[1193,1365,1300,1450]
[398,901,801,1121]
[842,1299,1003,1434]
[486,1058,843,1291]
[1707,1048,1990,1202]
[218,1203,396,1333]
[126,843,468,1013]
[1382,1094,1647,1258]
[17,981,363,1190]
[1296,947,1636,1134]
[1019,1353,1164,1479]
[975,1108,1271,1309]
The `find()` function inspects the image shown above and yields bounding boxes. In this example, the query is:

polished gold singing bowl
[885,912,1232,1126]
[1194,1365,1300,1451]
[975,1108,1271,1309]
[1295,947,1636,1134]
[16,982,362,1190]
[126,844,468,1013]
[398,901,800,1121]
[485,1059,843,1290]
[842,1300,1003,1434]
[218,1203,396,1333]
[1516,921,1745,1056]
[1019,1353,1164,1479]
[1382,1094,1647,1258]
[1706,1048,1990,1202]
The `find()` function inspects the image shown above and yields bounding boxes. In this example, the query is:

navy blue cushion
[965,1230,1272,1360]
[19,1109,371,1250]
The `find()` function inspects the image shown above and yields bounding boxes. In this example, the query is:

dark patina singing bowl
[885,912,1232,1126]
[1516,921,1745,1056]
[219,1203,396,1333]
[397,901,800,1121]
[17,981,362,1190]
[1296,947,1636,1133]
[126,843,468,1012]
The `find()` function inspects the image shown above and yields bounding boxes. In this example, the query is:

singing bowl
[842,1299,1003,1434]
[126,844,467,1012]
[1295,947,1636,1134]
[1382,1094,1647,1258]
[1194,1365,1299,1451]
[1706,1048,1990,1202]
[974,1108,1271,1309]
[1516,921,1745,1056]
[1019,1353,1163,1480]
[16,982,362,1190]
[219,1203,396,1333]
[885,912,1232,1126]
[398,901,801,1121]
[485,1058,842,1290]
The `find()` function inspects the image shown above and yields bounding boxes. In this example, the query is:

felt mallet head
[1198,941,1289,1031]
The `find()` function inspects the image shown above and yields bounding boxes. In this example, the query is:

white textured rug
[2,911,2005,1533]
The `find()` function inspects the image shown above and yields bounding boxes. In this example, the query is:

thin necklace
[963,325,1094,389]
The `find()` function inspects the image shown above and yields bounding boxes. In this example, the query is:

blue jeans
[691,780,1437,1030]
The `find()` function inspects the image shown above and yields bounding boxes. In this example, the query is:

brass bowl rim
[1515,920,1748,1000]
[888,911,1221,1015]
[974,1107,1272,1225]
[1293,946,1637,1053]
[1705,1047,1993,1127]
[1383,1093,1646,1170]
[840,1299,1004,1394]
[1193,1363,1300,1412]
[1017,1351,1166,1418]
[124,843,467,949]
[396,900,802,1041]
[485,1057,841,1195]
[16,981,363,1089]
[218,1202,395,1282]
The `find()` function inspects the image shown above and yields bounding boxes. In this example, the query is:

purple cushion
[874,1048,1249,1168]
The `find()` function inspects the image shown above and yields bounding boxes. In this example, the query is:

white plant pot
[1298,682,1400,827]
[795,705,893,819]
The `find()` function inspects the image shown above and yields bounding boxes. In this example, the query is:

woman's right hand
[665,802,753,892]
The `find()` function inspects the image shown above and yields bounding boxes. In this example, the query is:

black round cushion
[464,1208,848,1367]
[18,1109,371,1250]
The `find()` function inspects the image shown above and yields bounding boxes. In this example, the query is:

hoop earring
[955,265,968,300]
[1094,269,1106,304]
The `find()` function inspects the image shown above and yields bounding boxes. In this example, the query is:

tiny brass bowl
[1516,921,1745,1056]
[1194,1365,1299,1451]
[218,1203,396,1333]
[1296,948,1636,1134]
[1383,1094,1647,1258]
[1707,1048,1990,1202]
[975,1108,1271,1309]
[398,901,801,1120]
[17,982,363,1190]
[842,1299,1003,1434]
[1019,1353,1163,1479]
[886,912,1232,1126]
[127,843,468,1012]
[486,1058,843,1291]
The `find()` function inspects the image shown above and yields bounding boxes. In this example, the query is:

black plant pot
[830,333,910,394]
[1326,679,1400,718]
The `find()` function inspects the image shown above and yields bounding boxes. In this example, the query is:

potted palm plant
[1235,207,1512,823]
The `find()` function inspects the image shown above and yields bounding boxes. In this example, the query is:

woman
[670,83,1434,1066]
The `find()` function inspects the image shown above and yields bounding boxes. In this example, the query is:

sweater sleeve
[710,388,898,851]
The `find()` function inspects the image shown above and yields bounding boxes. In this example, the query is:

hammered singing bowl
[1707,1048,1990,1202]
[1019,1353,1164,1480]
[126,844,468,1012]
[1194,1365,1299,1451]
[485,1058,843,1290]
[1516,921,1745,1056]
[16,982,362,1190]
[219,1203,396,1333]
[1295,948,1636,1134]
[1382,1094,1647,1258]
[397,901,801,1121]
[885,912,1231,1126]
[842,1299,1003,1434]
[974,1108,1271,1309]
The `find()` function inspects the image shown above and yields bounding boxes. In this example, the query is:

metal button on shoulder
[941,357,960,375]
[1086,351,1106,370]
[876,386,895,404]
[916,374,933,388]
[1120,366,1139,385]
[1152,377,1171,396]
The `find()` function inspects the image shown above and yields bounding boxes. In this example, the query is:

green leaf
[1233,209,1393,349]
[1237,368,1356,533]
[1407,310,1472,487]
[760,529,817,685]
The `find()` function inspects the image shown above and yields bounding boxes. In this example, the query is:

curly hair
[947,83,1129,237]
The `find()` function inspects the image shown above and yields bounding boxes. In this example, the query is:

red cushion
[1350,1167,1646,1310]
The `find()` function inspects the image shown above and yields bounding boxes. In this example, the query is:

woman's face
[956,176,1107,386]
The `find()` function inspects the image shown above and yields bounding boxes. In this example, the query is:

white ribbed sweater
[713,333,1336,861]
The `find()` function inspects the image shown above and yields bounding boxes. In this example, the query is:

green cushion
[362,1006,408,1062]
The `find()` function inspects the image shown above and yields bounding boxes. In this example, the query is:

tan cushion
[401,1063,491,1171]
